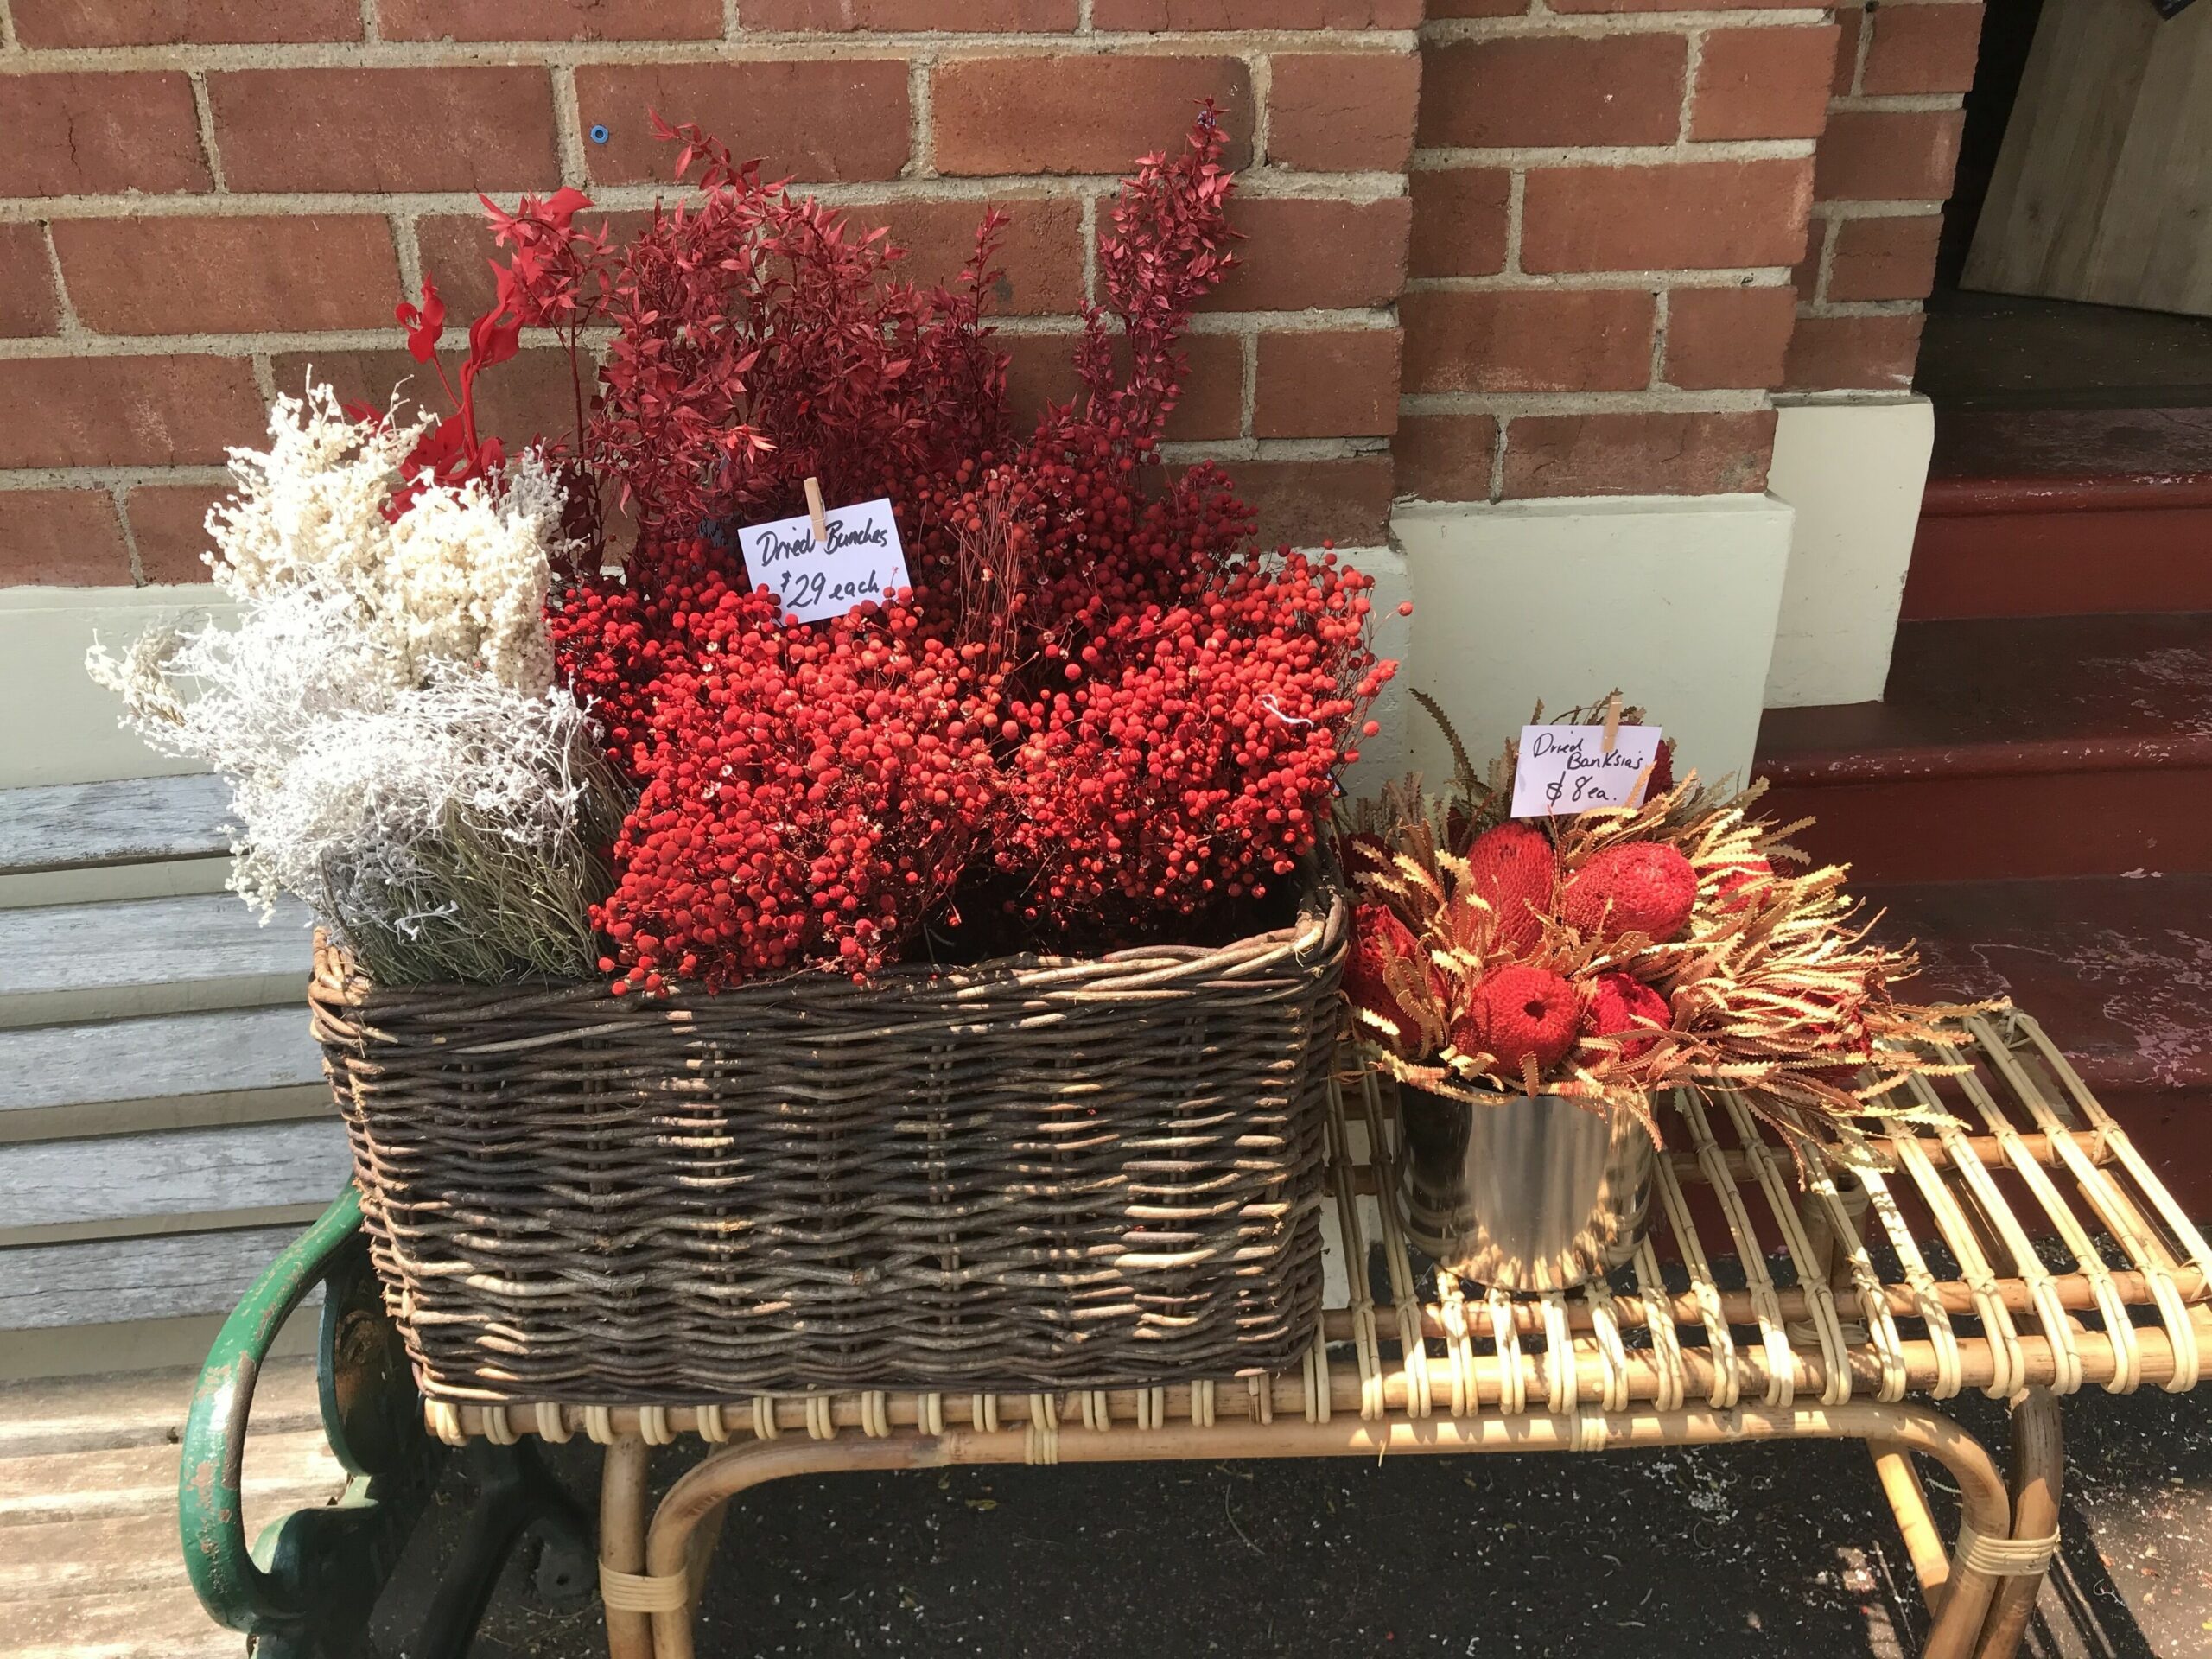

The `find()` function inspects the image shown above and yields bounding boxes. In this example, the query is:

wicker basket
[309,888,1346,1404]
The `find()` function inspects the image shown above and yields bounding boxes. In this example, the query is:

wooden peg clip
[804,475,829,547]
[1603,691,1622,756]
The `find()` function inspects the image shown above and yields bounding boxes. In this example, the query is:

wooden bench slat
[0,1121,350,1233]
[0,776,231,877]
[0,1226,307,1332]
[0,1007,323,1116]
[0,894,313,1028]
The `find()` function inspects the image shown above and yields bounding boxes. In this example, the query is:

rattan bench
[183,1006,2212,1659]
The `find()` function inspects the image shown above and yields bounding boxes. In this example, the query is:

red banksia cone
[1586,971,1671,1060]
[1563,842,1697,944]
[1346,903,1441,1057]
[1465,821,1555,956]
[1455,963,1581,1073]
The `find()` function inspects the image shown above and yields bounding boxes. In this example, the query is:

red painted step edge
[1922,473,2212,515]
[1904,474,2212,621]
[1758,730,2212,788]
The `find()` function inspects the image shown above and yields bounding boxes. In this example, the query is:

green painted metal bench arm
[178,1186,429,1641]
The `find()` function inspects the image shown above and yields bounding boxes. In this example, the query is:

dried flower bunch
[87,387,623,983]
[1340,696,1961,1164]
[497,108,1395,991]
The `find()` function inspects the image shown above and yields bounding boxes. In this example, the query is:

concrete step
[1903,408,2212,621]
[1866,873,2212,1217]
[1755,613,2212,882]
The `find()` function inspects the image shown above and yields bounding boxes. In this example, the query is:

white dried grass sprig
[87,381,618,983]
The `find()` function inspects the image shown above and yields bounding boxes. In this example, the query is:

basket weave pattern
[310,894,1345,1403]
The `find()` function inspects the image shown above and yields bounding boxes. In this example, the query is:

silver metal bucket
[1394,1083,1656,1292]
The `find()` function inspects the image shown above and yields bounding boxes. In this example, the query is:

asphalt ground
[372,1382,2212,1658]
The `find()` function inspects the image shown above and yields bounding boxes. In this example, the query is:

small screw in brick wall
[589,125,609,145]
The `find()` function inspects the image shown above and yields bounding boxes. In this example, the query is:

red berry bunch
[502,107,1393,991]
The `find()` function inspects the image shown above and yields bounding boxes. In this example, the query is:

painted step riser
[1762,767,2212,883]
[1904,506,2212,620]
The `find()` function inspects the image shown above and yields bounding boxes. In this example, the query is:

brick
[1003,334,1085,430]
[934,55,1253,176]
[0,491,131,586]
[1408,168,1510,278]
[270,349,585,449]
[1096,0,1421,22]
[1522,159,1815,272]
[0,73,210,197]
[1419,36,1685,149]
[1782,311,1924,391]
[0,226,59,338]
[1691,25,1840,141]
[1160,333,1245,442]
[0,358,261,468]
[54,217,401,335]
[1255,329,1400,438]
[1825,213,1942,302]
[1402,289,1655,395]
[1861,3,1987,95]
[579,61,911,184]
[210,68,558,194]
[1500,410,1776,498]
[746,0,1073,23]
[1813,110,1966,202]
[380,0,720,38]
[1268,53,1421,174]
[875,196,1088,316]
[1393,413,1497,501]
[1834,7,1866,93]
[13,0,359,42]
[1203,196,1409,312]
[124,485,226,583]
[1222,458,1394,547]
[1662,284,1797,390]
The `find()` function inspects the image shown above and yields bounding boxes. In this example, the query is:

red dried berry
[1455,963,1581,1074]
[1563,842,1698,944]
[1465,822,1556,957]
[1586,971,1671,1061]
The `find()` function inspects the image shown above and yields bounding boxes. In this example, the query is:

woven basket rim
[311,874,1349,1010]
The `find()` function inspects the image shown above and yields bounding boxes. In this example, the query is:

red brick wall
[1787,0,1981,393]
[1395,4,1838,501]
[0,1,1418,585]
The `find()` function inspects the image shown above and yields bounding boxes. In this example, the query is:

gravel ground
[372,1385,2212,1658]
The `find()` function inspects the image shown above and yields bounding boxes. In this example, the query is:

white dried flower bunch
[88,384,621,983]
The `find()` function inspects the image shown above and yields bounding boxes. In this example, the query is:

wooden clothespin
[1602,690,1622,756]
[804,475,829,547]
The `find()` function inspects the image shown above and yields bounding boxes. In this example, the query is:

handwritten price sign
[1509,724,1664,818]
[737,496,912,625]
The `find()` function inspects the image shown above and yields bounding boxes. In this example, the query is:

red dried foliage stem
[479,105,1393,992]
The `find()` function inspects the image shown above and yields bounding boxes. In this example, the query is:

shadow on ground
[365,1386,2212,1657]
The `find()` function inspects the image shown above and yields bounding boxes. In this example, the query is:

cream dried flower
[88,379,619,983]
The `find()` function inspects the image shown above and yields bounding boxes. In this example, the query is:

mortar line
[187,70,228,194]
[108,480,146,585]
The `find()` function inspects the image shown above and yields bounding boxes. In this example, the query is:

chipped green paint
[177,1189,371,1631]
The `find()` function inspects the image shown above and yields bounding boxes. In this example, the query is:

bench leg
[1975,1387,2063,1659]
[601,1437,654,1659]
